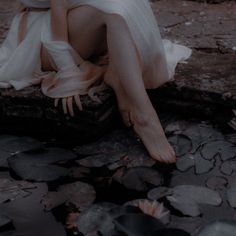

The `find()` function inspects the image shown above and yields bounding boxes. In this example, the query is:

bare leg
[104,14,176,163]
[41,6,176,163]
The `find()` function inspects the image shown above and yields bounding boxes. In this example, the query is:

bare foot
[104,70,176,163]
[130,110,176,163]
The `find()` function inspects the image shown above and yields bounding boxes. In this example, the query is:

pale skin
[40,0,176,163]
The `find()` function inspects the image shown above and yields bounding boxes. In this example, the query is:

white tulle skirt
[0,0,192,98]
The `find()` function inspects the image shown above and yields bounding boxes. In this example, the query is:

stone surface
[0,0,235,134]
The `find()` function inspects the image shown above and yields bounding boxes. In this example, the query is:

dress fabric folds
[0,0,192,99]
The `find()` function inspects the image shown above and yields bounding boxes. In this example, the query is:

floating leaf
[0,150,12,168]
[76,203,118,236]
[206,176,228,191]
[176,152,215,174]
[0,214,11,228]
[168,134,192,157]
[42,181,96,211]
[176,154,195,172]
[0,178,35,204]
[0,184,66,236]
[8,148,76,181]
[184,124,224,153]
[149,228,191,236]
[198,221,236,236]
[221,161,236,175]
[114,213,165,236]
[169,216,202,235]
[194,152,215,174]
[120,167,162,191]
[167,185,222,217]
[125,199,170,224]
[147,187,172,201]
[77,152,125,168]
[201,141,236,161]
[108,145,155,170]
[227,179,236,208]
[0,136,42,153]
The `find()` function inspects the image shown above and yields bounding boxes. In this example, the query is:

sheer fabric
[0,0,192,99]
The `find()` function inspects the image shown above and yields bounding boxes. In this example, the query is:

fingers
[54,96,83,116]
[67,97,74,117]
[62,98,68,114]
[54,98,59,107]
[74,95,83,111]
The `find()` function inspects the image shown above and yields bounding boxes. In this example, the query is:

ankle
[131,111,152,127]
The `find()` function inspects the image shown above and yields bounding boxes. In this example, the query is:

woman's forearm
[50,0,68,41]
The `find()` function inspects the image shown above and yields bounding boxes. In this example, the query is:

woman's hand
[54,95,83,117]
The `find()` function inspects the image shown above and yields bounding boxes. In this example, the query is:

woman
[0,0,191,163]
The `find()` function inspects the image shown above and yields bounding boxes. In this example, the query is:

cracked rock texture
[0,0,235,135]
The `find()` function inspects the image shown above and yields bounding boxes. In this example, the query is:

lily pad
[0,214,11,228]
[76,203,119,236]
[201,141,236,161]
[0,150,12,168]
[77,152,125,168]
[147,187,173,201]
[0,184,66,236]
[176,154,195,172]
[176,152,215,174]
[167,185,222,216]
[206,176,228,191]
[198,221,236,236]
[184,124,224,153]
[194,152,215,174]
[125,199,170,224]
[149,228,191,236]
[8,148,76,181]
[0,178,35,203]
[42,181,96,211]
[221,161,236,175]
[114,213,165,236]
[227,179,236,208]
[108,145,155,170]
[168,134,192,157]
[120,167,162,191]
[0,136,42,153]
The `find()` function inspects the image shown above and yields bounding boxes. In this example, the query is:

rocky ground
[0,1,236,236]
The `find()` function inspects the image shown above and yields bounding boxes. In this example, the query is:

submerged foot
[130,110,176,163]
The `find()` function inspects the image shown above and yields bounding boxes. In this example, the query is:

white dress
[0,0,192,99]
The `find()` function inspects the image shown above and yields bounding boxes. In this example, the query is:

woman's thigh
[67,5,107,59]
[41,5,107,71]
